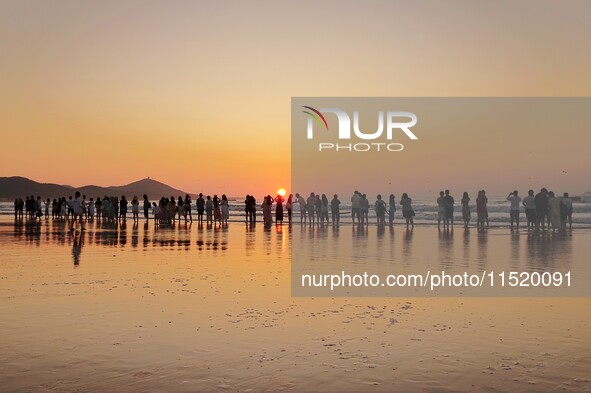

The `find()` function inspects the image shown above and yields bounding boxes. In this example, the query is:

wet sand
[1,219,590,392]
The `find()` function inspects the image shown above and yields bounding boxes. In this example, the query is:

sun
[277,188,286,197]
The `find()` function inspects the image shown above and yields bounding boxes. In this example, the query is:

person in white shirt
[507,190,522,230]
[66,196,74,219]
[151,202,160,224]
[44,198,50,220]
[88,198,95,221]
[70,191,85,231]
[522,189,536,231]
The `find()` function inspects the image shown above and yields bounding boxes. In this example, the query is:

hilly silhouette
[0,176,194,201]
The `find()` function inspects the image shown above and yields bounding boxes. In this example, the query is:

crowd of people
[257,188,574,232]
[13,187,575,232]
[450,188,573,232]
[291,191,396,227]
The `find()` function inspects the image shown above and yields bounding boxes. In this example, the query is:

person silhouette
[443,190,454,229]
[143,194,151,222]
[249,195,257,224]
[534,188,549,231]
[321,194,329,224]
[286,194,293,224]
[461,192,471,229]
[507,190,521,230]
[388,194,396,226]
[522,190,536,231]
[306,193,316,225]
[561,192,573,230]
[400,193,414,230]
[184,194,192,222]
[548,191,561,232]
[177,196,185,222]
[360,194,369,225]
[437,191,445,229]
[331,194,341,224]
[476,190,487,231]
[70,191,85,231]
[482,190,490,228]
[263,195,273,226]
[275,193,285,224]
[131,196,139,222]
[351,191,361,224]
[244,195,252,223]
[375,194,386,226]
[205,195,213,224]
[196,193,205,224]
[295,193,306,224]
[221,194,229,225]
[213,195,221,225]
[120,196,128,222]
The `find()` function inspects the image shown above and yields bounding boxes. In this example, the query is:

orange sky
[1,1,590,195]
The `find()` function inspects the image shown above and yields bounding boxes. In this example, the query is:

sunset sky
[1,0,590,196]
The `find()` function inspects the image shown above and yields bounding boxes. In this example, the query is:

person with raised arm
[275,193,285,224]
[506,190,521,231]
[295,193,306,224]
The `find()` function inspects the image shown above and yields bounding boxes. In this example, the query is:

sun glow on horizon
[277,188,286,197]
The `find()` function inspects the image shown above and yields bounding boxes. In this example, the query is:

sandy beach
[1,218,590,392]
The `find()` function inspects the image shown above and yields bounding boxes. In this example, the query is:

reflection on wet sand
[438,228,454,270]
[3,220,579,274]
[291,223,585,296]
[0,218,590,392]
[526,230,574,272]
[72,232,83,266]
[461,228,471,269]
[477,231,488,271]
